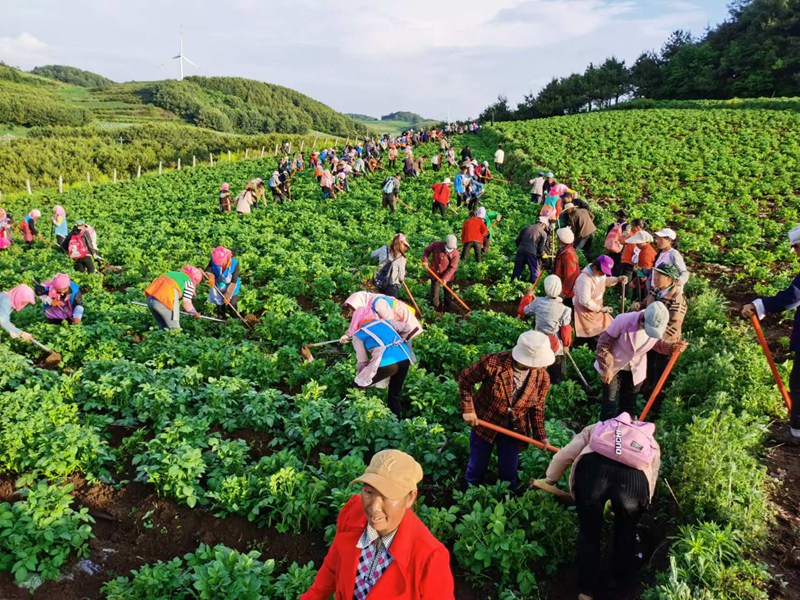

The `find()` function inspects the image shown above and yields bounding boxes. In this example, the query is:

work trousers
[147,296,180,330]
[573,453,650,597]
[574,234,593,256]
[213,295,239,320]
[432,202,447,218]
[462,241,482,263]
[74,256,96,274]
[511,252,540,283]
[382,193,397,212]
[369,360,410,418]
[465,430,521,490]
[430,279,453,311]
[601,369,642,420]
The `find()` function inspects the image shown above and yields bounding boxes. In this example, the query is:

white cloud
[0,32,53,69]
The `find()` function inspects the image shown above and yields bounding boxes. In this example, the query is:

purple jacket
[594,311,671,385]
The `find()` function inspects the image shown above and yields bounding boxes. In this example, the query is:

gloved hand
[339,335,350,344]
[602,306,614,314]
[18,331,33,343]
[618,276,629,286]
[71,317,82,325]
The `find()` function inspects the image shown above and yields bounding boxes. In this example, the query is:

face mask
[445,247,454,253]
[657,284,674,298]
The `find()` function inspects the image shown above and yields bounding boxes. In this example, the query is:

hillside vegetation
[30,65,114,88]
[0,64,366,137]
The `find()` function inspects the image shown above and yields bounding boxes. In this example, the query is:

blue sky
[0,0,732,120]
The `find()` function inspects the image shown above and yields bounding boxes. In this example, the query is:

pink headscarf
[344,291,371,311]
[53,205,66,217]
[44,273,71,298]
[0,208,7,220]
[211,246,232,267]
[6,284,36,311]
[221,183,229,192]
[182,265,204,285]
[347,306,376,337]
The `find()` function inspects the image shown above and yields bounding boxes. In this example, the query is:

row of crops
[0,111,793,598]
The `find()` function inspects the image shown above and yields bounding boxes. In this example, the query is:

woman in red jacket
[461,210,489,263]
[554,227,581,308]
[301,450,455,600]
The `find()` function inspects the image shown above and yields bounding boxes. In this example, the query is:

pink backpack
[588,412,657,470]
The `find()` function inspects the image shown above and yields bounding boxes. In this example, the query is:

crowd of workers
[1,125,796,600]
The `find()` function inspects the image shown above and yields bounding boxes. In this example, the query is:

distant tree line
[480,0,800,121]
[30,65,114,89]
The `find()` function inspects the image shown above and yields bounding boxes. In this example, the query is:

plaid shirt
[353,525,397,600]
[458,352,550,444]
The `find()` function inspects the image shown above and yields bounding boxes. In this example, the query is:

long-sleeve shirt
[423,242,459,283]
[546,424,661,499]
[754,273,800,351]
[0,293,22,337]
[515,223,548,256]
[461,217,488,244]
[641,287,687,343]
[370,246,407,288]
[554,247,579,300]
[568,208,597,238]
[431,183,451,205]
[523,297,572,355]
[529,177,545,195]
[458,352,550,444]
[594,311,673,385]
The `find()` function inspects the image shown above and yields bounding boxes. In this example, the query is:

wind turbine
[172,30,198,81]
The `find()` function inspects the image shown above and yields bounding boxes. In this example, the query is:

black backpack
[373,259,394,289]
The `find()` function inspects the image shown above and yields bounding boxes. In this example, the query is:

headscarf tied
[44,273,71,298]
[476,207,487,219]
[347,306,377,337]
[0,208,6,221]
[182,265,204,285]
[343,291,370,311]
[220,183,229,192]
[53,205,66,217]
[7,284,36,311]
[211,246,232,267]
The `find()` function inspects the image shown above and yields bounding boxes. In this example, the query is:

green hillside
[348,112,440,135]
[30,64,114,88]
[0,64,367,137]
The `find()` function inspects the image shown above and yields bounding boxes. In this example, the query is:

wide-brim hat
[512,330,555,368]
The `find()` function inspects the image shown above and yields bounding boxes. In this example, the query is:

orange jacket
[301,495,454,600]
[431,183,451,205]
[461,217,488,244]
[636,244,657,269]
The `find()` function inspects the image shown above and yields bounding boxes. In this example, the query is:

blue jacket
[354,320,411,367]
[454,173,466,194]
[211,258,241,296]
[761,274,800,351]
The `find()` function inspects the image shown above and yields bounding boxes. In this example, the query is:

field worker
[143,265,204,330]
[252,178,266,208]
[370,233,410,297]
[454,167,469,208]
[595,302,688,419]
[529,171,546,204]
[20,209,43,247]
[320,168,336,200]
[446,147,457,166]
[219,183,232,212]
[342,290,422,348]
[295,153,304,171]
[625,230,657,300]
[542,414,661,600]
[554,227,580,307]
[430,153,442,172]
[742,224,800,441]
[0,208,13,250]
[235,183,256,215]
[512,217,549,283]
[422,235,460,312]
[478,161,494,184]
[460,145,472,162]
[543,172,556,197]
[0,284,36,341]
[574,256,627,347]
[344,307,415,418]
[461,210,489,263]
[539,190,563,223]
[477,206,501,254]
[269,171,285,203]
[467,179,485,212]
[631,264,688,416]
[620,219,645,281]
[459,331,554,491]
[381,173,402,213]
[205,246,241,320]
[403,154,416,177]
[604,209,629,275]
[51,206,69,248]
[430,178,451,218]
[494,145,504,170]
[301,450,455,600]
[652,228,689,289]
[65,220,99,274]
[414,156,426,176]
[523,275,573,384]
[564,202,597,254]
[387,145,398,169]
[353,156,366,177]
[36,273,84,325]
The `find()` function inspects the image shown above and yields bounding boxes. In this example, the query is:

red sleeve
[479,220,489,236]
[442,250,459,282]
[419,545,455,599]
[461,221,468,244]
[518,294,534,318]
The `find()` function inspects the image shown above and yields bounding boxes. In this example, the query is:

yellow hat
[352,450,423,500]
